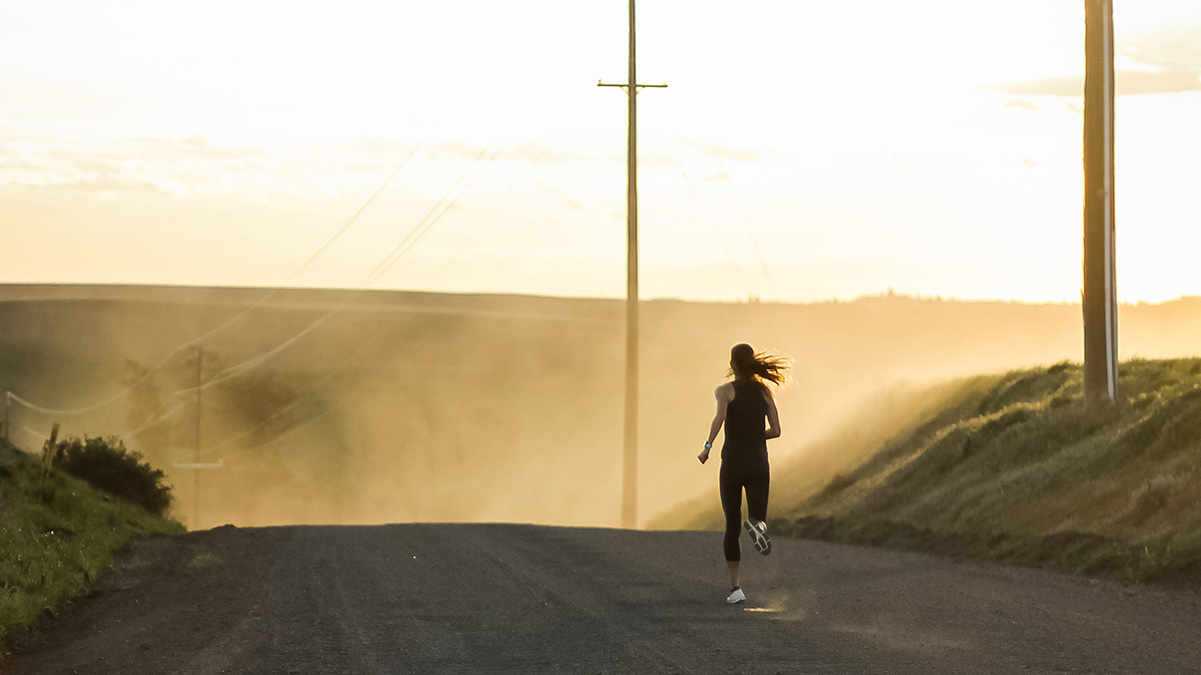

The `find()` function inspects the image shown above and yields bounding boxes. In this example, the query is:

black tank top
[722,379,768,460]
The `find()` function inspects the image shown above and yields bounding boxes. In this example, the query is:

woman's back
[722,379,768,459]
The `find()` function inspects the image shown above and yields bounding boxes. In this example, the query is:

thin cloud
[533,181,584,211]
[639,152,678,167]
[683,139,761,162]
[0,152,186,196]
[426,140,595,164]
[996,70,1201,97]
[425,141,484,161]
[354,136,419,156]
[504,142,589,164]
[1123,23,1201,71]
[0,136,322,199]
[994,23,1201,97]
[1004,99,1040,111]
[54,174,185,196]
[125,135,268,161]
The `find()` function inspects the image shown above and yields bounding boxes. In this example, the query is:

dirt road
[8,524,1201,674]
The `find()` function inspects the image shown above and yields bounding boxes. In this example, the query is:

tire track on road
[8,524,1201,674]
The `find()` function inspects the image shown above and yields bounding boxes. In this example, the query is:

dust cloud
[3,285,1201,529]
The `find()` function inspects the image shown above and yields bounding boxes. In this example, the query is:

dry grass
[773,358,1201,587]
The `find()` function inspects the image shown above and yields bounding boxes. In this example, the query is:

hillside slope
[661,359,1201,587]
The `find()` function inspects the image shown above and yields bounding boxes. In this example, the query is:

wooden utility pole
[1083,0,1119,405]
[172,347,224,530]
[193,347,203,528]
[599,0,666,529]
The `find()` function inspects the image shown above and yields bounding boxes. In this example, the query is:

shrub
[52,436,173,516]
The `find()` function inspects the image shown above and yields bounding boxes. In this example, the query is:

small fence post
[41,422,60,480]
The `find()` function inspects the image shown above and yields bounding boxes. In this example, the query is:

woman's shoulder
[738,378,772,402]
[714,382,735,399]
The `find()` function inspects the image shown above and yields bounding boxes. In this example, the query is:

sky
[2,0,1200,304]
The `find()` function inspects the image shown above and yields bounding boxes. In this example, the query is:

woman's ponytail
[728,343,789,386]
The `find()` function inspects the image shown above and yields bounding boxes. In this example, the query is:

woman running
[697,343,788,604]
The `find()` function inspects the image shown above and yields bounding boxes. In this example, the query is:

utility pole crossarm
[597,81,669,91]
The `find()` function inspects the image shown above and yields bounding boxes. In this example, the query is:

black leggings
[719,457,770,562]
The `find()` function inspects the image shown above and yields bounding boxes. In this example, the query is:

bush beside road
[0,440,182,659]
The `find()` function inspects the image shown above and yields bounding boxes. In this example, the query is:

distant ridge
[0,282,617,307]
[3,282,1201,528]
[7,282,1201,309]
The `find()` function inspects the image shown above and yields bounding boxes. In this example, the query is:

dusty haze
[2,284,1200,529]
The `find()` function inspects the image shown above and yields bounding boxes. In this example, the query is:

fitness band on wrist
[703,441,712,449]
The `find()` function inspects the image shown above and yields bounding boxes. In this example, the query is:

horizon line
[2,280,1198,308]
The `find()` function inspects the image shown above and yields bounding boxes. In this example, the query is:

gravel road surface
[8,524,1201,674]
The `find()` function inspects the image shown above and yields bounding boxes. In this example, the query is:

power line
[190,290,611,465]
[5,139,428,418]
[673,158,754,297]
[718,156,781,302]
[365,141,506,285]
[16,136,510,438]
[284,140,428,284]
[423,144,555,290]
[13,136,567,474]
[106,140,509,440]
[478,202,564,289]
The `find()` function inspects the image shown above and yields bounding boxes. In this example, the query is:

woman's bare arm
[763,387,781,440]
[698,385,731,464]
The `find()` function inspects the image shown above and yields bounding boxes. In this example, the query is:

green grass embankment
[656,358,1201,588]
[0,441,183,656]
[779,358,1201,587]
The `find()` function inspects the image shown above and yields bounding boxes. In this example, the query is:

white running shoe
[745,519,772,555]
[726,587,746,604]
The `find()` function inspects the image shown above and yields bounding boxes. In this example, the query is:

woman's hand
[698,445,711,464]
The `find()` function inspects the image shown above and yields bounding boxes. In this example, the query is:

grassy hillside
[650,374,1000,531]
[0,441,183,655]
[664,359,1201,587]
